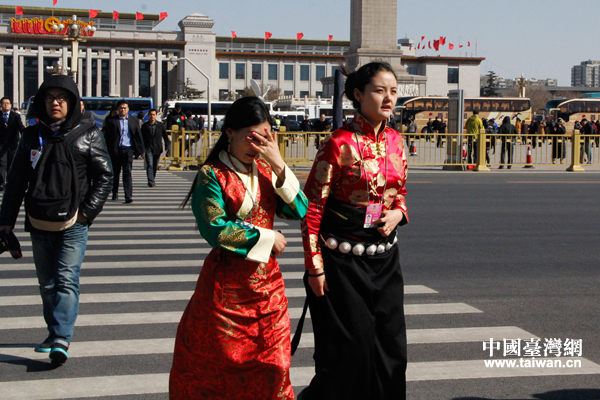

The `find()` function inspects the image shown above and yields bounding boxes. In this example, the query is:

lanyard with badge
[31,129,60,169]
[354,130,388,228]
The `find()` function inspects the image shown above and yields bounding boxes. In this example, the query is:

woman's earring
[227,138,231,152]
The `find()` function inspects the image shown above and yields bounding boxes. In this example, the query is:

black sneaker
[49,340,69,365]
[35,336,53,353]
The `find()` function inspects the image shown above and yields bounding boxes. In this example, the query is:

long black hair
[181,96,274,208]
[341,62,397,110]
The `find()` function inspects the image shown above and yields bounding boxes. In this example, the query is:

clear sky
[8,0,598,86]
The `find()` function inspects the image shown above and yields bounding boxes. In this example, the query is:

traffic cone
[523,145,534,168]
[462,142,467,161]
[409,140,417,156]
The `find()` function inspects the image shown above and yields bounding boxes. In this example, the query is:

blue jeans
[30,222,88,342]
[145,149,160,183]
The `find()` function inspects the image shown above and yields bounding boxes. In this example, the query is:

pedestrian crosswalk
[1,163,599,399]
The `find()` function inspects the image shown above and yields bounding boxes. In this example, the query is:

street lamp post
[47,15,96,86]
[170,57,211,132]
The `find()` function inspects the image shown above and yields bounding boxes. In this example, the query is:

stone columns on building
[133,48,139,97]
[155,49,163,107]
[86,47,92,97]
[37,45,44,88]
[96,57,102,97]
[109,47,117,96]
[12,45,19,105]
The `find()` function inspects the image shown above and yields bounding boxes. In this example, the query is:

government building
[0,5,483,109]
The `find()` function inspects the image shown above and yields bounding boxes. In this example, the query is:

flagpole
[296,39,298,54]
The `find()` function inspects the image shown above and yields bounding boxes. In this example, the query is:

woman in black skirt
[299,62,409,400]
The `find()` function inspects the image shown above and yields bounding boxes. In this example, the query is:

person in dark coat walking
[498,116,517,169]
[0,74,113,365]
[141,109,169,187]
[0,97,25,191]
[102,100,145,203]
[166,103,185,131]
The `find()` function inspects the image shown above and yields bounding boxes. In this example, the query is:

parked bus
[394,96,532,132]
[25,97,154,128]
[160,100,275,130]
[545,98,600,132]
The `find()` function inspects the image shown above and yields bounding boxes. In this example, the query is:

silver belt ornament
[321,235,397,256]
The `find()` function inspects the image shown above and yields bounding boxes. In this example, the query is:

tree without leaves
[171,78,205,100]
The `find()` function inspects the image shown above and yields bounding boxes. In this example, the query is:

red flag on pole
[468,41,471,47]
[89,9,98,18]
[328,35,333,41]
[428,41,431,49]
[265,32,272,40]
[433,40,439,51]
[409,46,412,51]
[440,37,446,45]
[113,11,119,19]
[459,44,463,48]
[421,36,425,41]
[449,43,454,50]
[53,0,57,5]
[136,12,144,20]
[231,31,237,38]
[159,12,168,21]
[417,43,421,49]
[297,33,303,40]
[15,6,23,15]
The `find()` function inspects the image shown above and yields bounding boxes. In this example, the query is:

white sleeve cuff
[273,164,300,204]
[246,227,275,263]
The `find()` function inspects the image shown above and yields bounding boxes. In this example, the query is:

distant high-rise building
[571,60,600,87]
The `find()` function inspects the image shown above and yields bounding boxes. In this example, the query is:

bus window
[481,101,491,111]
[499,101,511,111]
[471,100,483,112]
[424,100,434,111]
[512,99,531,112]
[413,100,425,110]
[434,99,448,111]
[464,100,473,112]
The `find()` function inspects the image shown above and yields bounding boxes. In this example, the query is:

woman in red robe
[170,97,308,399]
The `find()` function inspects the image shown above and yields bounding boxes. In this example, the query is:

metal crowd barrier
[161,128,597,172]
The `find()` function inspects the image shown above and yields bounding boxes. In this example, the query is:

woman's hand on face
[375,209,404,237]
[247,128,285,175]
[271,230,287,256]
[308,272,328,297]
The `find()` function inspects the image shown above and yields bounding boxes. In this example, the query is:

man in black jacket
[166,102,185,131]
[102,100,145,203]
[142,109,170,187]
[0,97,25,191]
[0,74,113,365]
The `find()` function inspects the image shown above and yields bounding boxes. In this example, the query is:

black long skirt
[301,199,407,400]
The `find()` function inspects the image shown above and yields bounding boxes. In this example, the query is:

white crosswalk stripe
[1,166,598,398]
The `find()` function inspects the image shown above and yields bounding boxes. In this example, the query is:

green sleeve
[272,164,309,220]
[191,165,262,259]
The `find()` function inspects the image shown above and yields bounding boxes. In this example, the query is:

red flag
[53,0,57,5]
[136,12,144,20]
[113,10,119,19]
[159,12,168,21]
[15,6,23,15]
[417,43,421,49]
[459,44,463,48]
[297,32,303,41]
[449,43,454,50]
[328,35,333,41]
[421,36,425,41]
[433,40,439,51]
[409,46,412,51]
[468,41,471,47]
[89,9,98,18]
[265,32,272,40]
[428,41,431,49]
[440,36,446,45]
[231,31,237,38]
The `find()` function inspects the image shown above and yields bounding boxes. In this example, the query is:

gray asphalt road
[0,163,599,399]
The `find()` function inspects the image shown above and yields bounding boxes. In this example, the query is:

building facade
[1,5,483,110]
[571,60,600,87]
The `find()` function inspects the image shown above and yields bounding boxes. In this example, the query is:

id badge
[364,204,383,228]
[31,149,42,169]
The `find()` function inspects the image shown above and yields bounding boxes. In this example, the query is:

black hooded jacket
[498,116,517,143]
[0,75,114,230]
